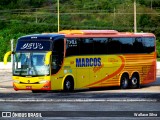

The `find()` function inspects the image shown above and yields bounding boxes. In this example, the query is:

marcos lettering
[76,58,101,67]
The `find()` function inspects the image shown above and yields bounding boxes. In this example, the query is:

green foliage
[0,29,25,61]
[156,40,160,57]
[138,0,160,8]
[0,0,160,61]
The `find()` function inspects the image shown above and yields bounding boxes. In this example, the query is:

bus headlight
[39,80,48,84]
[14,80,20,83]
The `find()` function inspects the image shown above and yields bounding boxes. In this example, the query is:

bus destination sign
[21,43,43,50]
[16,41,51,51]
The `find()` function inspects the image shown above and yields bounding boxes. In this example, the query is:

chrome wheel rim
[65,80,71,90]
[132,77,138,85]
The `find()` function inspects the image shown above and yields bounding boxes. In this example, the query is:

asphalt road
[0,71,160,120]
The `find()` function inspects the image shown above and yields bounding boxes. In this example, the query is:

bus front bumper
[13,81,51,91]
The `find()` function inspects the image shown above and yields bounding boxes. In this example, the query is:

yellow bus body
[50,53,156,90]
[10,30,156,91]
[12,53,156,91]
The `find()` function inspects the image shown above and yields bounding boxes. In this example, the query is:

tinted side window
[93,38,107,54]
[106,38,122,54]
[53,39,64,53]
[133,38,145,53]
[66,38,94,56]
[52,39,64,74]
[66,38,79,56]
[66,37,155,56]
[143,37,155,53]
[79,38,94,55]
[120,38,134,53]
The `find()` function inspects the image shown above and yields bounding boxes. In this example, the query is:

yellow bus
[4,30,156,92]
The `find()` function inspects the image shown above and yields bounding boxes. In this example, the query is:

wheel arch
[120,72,130,82]
[131,72,140,78]
[62,74,75,90]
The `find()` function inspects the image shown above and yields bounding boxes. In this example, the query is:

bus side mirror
[45,51,52,65]
[4,51,12,65]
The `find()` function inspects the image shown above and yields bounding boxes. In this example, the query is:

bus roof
[59,30,119,35]
[18,33,64,41]
[59,30,155,38]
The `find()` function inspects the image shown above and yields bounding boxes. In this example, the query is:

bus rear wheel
[130,74,139,89]
[32,90,46,93]
[63,78,74,92]
[120,74,129,89]
[32,90,39,93]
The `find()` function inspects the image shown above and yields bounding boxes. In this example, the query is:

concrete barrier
[0,62,12,70]
[0,62,160,70]
[157,62,160,69]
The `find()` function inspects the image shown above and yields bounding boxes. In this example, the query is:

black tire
[32,90,39,93]
[32,90,46,93]
[120,74,129,89]
[130,74,139,89]
[63,78,74,92]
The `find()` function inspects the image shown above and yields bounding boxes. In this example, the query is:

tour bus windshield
[13,52,50,76]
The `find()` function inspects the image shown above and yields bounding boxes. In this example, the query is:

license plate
[26,86,32,89]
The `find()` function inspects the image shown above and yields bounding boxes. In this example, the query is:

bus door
[51,39,64,74]
[51,53,64,74]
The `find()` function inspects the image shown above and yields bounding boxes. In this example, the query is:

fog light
[39,80,48,84]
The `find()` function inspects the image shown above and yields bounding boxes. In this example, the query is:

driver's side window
[51,39,64,74]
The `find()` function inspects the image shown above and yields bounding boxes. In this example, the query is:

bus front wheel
[120,74,129,89]
[63,77,74,92]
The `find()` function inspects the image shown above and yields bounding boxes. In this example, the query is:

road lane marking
[0,88,7,90]
[0,98,157,102]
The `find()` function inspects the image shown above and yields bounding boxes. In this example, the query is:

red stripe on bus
[85,56,125,87]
